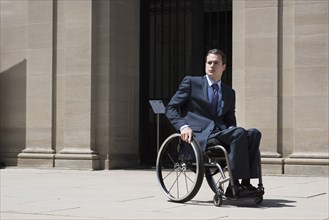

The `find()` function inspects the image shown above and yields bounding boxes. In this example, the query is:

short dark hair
[206,49,227,64]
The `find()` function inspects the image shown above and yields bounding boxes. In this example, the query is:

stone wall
[0,0,140,169]
[233,0,328,176]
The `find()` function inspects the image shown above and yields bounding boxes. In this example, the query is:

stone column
[90,0,111,169]
[107,0,140,168]
[284,0,329,176]
[233,0,283,174]
[87,0,140,169]
[54,0,99,169]
[18,0,55,167]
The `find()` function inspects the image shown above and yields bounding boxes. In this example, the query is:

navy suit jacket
[165,75,237,151]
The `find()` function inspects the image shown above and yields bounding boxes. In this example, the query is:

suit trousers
[207,127,262,180]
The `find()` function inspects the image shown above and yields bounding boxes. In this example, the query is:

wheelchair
[156,133,264,207]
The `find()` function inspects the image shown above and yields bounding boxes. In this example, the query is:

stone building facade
[233,0,328,176]
[0,0,328,176]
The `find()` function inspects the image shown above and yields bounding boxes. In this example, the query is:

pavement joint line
[17,198,61,205]
[274,194,325,199]
[152,203,187,211]
[2,210,104,219]
[36,206,81,214]
[306,192,327,198]
[266,185,284,190]
[298,180,320,184]
[208,216,229,220]
[118,195,154,202]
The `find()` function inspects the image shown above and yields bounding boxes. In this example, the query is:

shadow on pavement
[178,198,296,208]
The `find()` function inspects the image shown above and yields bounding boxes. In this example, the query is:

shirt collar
[206,75,221,87]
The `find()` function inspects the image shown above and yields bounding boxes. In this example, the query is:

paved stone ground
[1,168,328,219]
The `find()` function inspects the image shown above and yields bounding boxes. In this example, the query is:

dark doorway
[139,0,232,167]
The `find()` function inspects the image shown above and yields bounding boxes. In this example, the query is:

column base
[260,152,284,175]
[284,158,329,177]
[55,149,100,170]
[261,158,284,175]
[18,149,55,168]
[105,153,140,169]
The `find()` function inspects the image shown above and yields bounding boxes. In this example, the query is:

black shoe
[225,185,262,198]
[242,183,257,191]
[242,184,265,197]
[225,185,246,198]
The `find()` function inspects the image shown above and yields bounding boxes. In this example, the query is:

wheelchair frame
[156,133,264,206]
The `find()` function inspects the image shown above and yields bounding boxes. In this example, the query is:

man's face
[205,53,226,82]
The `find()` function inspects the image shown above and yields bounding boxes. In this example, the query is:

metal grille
[140,0,232,166]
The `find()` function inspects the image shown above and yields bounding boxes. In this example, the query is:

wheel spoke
[162,168,175,181]
[166,170,182,197]
[184,171,189,193]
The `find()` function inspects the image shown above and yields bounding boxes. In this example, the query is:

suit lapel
[202,76,208,103]
[201,76,215,116]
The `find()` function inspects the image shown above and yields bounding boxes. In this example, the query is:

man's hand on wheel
[180,127,193,143]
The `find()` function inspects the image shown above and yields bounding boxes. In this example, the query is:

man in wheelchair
[165,49,264,198]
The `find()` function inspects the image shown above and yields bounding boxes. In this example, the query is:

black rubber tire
[254,196,263,204]
[156,134,204,203]
[213,194,223,207]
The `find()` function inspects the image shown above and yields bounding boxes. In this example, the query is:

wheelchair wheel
[156,134,204,203]
[213,194,223,207]
[254,196,263,204]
